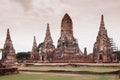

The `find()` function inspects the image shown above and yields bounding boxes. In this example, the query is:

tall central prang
[57,13,82,59]
[61,13,73,40]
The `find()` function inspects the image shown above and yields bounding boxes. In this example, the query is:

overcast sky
[0,0,120,58]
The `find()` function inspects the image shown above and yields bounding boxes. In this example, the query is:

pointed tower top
[47,23,50,32]
[44,23,53,44]
[32,36,37,49]
[62,13,72,23]
[6,28,11,41]
[84,47,87,55]
[34,36,36,43]
[100,14,105,27]
[64,13,69,17]
[7,28,10,33]
[99,14,107,35]
[61,13,73,36]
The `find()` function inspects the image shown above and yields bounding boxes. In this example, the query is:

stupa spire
[44,23,53,44]
[6,28,11,41]
[33,36,37,48]
[30,36,39,60]
[93,15,112,63]
[100,14,105,28]
[41,23,55,62]
[2,28,16,64]
[84,47,87,56]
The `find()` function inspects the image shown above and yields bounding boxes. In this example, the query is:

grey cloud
[12,0,33,11]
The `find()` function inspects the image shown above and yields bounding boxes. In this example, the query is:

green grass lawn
[0,73,117,80]
[19,66,119,72]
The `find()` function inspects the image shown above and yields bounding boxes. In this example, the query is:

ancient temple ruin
[0,14,118,64]
[2,29,17,64]
[41,24,55,62]
[93,15,115,63]
[56,13,82,59]
[30,36,40,60]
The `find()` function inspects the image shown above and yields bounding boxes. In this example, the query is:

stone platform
[0,67,19,75]
[25,63,120,68]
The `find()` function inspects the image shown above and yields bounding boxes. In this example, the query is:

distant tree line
[17,52,30,59]
[16,43,44,60]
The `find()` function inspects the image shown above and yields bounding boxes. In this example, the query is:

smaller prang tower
[93,15,112,63]
[2,29,16,64]
[41,24,55,62]
[84,48,87,56]
[30,36,40,60]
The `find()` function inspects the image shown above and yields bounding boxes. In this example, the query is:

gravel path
[20,71,81,76]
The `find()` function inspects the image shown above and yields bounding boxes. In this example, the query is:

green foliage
[17,52,30,59]
[37,42,44,51]
[0,73,116,80]
[114,51,120,60]
[117,51,120,60]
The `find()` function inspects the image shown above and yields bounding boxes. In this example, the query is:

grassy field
[19,66,119,72]
[1,66,119,80]
[0,73,117,80]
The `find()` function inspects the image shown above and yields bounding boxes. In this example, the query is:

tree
[37,42,44,51]
[113,51,120,62]
[116,51,120,61]
[17,52,30,59]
